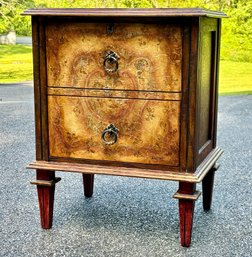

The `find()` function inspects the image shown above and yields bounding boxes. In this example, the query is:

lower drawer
[48,95,180,166]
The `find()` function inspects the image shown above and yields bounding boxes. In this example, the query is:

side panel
[32,17,49,161]
[196,18,219,166]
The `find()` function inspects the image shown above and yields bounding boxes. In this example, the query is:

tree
[0,0,34,35]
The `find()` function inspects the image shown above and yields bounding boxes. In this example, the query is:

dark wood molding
[27,147,223,183]
[38,17,49,161]
[22,8,227,18]
[180,23,190,172]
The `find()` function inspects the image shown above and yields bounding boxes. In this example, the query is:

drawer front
[48,95,180,166]
[46,22,182,92]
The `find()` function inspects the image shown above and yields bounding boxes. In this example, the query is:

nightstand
[23,8,226,247]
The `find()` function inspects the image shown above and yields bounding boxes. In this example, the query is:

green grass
[0,45,252,95]
[219,60,252,95]
[0,45,33,83]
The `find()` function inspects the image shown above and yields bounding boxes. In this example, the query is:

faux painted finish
[46,22,182,92]
[48,96,180,166]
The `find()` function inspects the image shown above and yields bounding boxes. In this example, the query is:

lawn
[0,45,251,94]
[219,60,252,95]
[0,45,33,83]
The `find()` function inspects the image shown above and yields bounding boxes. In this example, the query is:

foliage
[0,0,33,35]
[0,0,251,62]
[221,1,252,62]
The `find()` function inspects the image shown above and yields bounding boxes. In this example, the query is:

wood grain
[46,22,182,92]
[48,96,180,166]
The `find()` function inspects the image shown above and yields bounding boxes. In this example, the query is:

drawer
[47,92,180,166]
[46,22,182,92]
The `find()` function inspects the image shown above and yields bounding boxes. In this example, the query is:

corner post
[173,182,201,247]
[30,170,61,229]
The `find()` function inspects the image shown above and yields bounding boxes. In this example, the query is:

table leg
[174,182,199,247]
[82,174,94,197]
[202,164,219,211]
[36,169,56,229]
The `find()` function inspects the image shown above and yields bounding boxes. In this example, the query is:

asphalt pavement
[0,83,251,257]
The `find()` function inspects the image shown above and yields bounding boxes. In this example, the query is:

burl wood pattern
[46,22,182,92]
[48,96,180,166]
[46,21,182,166]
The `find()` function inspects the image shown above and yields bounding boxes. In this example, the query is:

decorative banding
[47,87,182,101]
[30,177,61,187]
[173,190,201,201]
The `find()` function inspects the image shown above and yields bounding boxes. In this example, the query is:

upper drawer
[46,21,182,92]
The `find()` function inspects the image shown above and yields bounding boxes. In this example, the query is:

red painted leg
[36,169,56,229]
[174,182,198,247]
[202,164,218,211]
[179,199,195,247]
[82,174,94,197]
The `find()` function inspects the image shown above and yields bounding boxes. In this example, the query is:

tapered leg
[174,182,198,247]
[36,169,56,229]
[179,199,195,247]
[82,174,94,197]
[202,165,217,211]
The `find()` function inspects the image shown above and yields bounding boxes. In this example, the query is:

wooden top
[22,8,227,18]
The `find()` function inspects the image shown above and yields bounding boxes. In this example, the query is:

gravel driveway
[0,83,251,257]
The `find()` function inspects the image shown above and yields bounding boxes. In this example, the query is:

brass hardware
[101,124,119,145]
[103,51,119,73]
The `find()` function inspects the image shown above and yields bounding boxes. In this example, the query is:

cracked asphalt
[0,83,251,257]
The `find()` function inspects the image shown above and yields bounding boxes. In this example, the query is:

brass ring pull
[104,51,119,73]
[101,124,119,145]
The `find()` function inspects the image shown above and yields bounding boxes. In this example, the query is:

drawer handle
[104,51,119,73]
[101,124,119,145]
